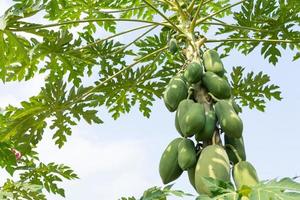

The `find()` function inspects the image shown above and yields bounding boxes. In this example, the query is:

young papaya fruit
[215,100,243,138]
[202,72,231,99]
[176,99,206,137]
[225,135,246,164]
[230,99,242,114]
[163,77,188,112]
[195,110,217,141]
[195,145,231,196]
[175,113,184,137]
[233,161,259,189]
[203,49,225,76]
[188,166,196,189]
[159,138,184,184]
[169,38,178,54]
[178,139,197,170]
[184,62,204,84]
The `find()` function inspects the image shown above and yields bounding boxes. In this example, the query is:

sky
[0,1,300,200]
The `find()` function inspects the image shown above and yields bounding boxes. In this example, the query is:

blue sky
[0,1,299,199]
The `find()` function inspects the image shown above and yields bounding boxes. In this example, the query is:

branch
[196,0,246,25]
[173,0,188,21]
[202,22,268,32]
[9,18,171,32]
[190,0,205,31]
[187,0,196,13]
[141,0,184,34]
[67,46,169,106]
[98,4,163,13]
[188,0,214,13]
[206,38,300,44]
[115,25,158,54]
[72,24,155,52]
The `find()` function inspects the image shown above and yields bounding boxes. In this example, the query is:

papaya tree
[0,0,300,199]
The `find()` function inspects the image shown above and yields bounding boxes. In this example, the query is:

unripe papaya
[195,110,217,141]
[163,77,188,112]
[178,139,197,170]
[184,62,204,84]
[203,49,225,76]
[215,100,243,138]
[188,167,196,189]
[175,113,184,137]
[169,38,178,54]
[202,72,231,99]
[176,99,206,137]
[230,99,242,114]
[159,138,183,184]
[233,161,259,189]
[225,135,246,164]
[195,145,230,196]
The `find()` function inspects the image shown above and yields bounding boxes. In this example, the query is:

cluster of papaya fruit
[160,47,259,196]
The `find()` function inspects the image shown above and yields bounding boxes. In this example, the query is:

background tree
[0,0,299,199]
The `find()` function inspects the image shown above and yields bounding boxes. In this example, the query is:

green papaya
[195,110,217,141]
[175,113,184,137]
[225,135,246,164]
[163,77,188,112]
[202,72,231,99]
[159,138,183,184]
[195,145,231,196]
[230,99,242,114]
[203,49,225,76]
[215,100,243,138]
[178,139,197,170]
[176,99,206,137]
[188,167,196,189]
[233,161,259,189]
[184,62,204,84]
[169,38,178,54]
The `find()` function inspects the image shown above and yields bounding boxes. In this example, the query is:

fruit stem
[212,130,222,145]
[208,92,221,102]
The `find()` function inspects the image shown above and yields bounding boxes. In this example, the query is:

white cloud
[37,129,157,200]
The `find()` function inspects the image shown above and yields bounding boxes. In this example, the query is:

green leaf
[249,178,300,200]
[230,66,282,111]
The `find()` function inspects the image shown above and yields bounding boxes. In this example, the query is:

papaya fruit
[163,77,188,112]
[230,99,242,114]
[169,38,178,54]
[184,62,204,84]
[233,161,259,189]
[195,110,217,141]
[188,166,196,189]
[159,138,183,184]
[215,100,243,138]
[202,72,231,99]
[178,139,197,170]
[225,135,246,164]
[203,49,225,76]
[176,99,206,137]
[195,145,231,196]
[175,113,184,137]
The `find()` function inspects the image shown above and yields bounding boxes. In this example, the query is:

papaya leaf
[230,66,282,112]
[200,177,236,196]
[120,185,192,200]
[19,162,79,197]
[249,178,300,200]
[216,0,300,65]
[0,180,46,200]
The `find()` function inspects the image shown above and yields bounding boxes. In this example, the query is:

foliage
[215,0,300,65]
[0,0,299,199]
[195,177,300,200]
[120,185,192,200]
[230,66,282,111]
